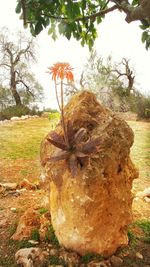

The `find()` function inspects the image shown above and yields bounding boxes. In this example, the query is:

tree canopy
[16,0,150,49]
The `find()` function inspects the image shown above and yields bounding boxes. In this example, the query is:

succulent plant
[46,121,100,177]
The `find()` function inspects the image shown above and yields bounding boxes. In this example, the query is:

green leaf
[132,0,139,6]
[142,31,148,43]
[15,1,22,14]
[35,21,43,35]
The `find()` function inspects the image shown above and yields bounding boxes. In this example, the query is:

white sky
[0,0,150,109]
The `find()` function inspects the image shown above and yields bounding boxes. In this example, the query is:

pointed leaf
[68,154,78,177]
[81,137,101,154]
[74,128,87,143]
[47,150,69,162]
[66,121,76,146]
[75,151,88,158]
[47,131,67,150]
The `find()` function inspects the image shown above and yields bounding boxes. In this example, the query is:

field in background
[0,117,149,189]
[0,117,149,267]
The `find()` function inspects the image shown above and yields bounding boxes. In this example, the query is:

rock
[21,115,29,120]
[41,91,138,256]
[110,255,123,267]
[87,261,109,267]
[28,240,39,245]
[49,248,59,256]
[19,179,37,190]
[144,196,150,203]
[0,218,7,227]
[136,187,150,198]
[11,116,20,121]
[59,249,80,266]
[15,247,48,267]
[39,212,51,241]
[11,208,40,240]
[0,182,17,190]
[10,207,17,212]
[135,252,143,259]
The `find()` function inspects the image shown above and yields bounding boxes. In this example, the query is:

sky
[0,0,150,109]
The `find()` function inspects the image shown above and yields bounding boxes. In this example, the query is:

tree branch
[76,5,118,21]
[112,0,150,23]
[16,79,34,97]
[0,63,11,69]
[23,4,118,24]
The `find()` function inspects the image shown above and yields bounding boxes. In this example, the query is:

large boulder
[41,91,138,257]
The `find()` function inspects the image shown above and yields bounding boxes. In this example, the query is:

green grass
[45,225,60,247]
[0,118,50,160]
[48,255,67,266]
[128,121,150,184]
[128,121,150,168]
[135,220,150,243]
[30,228,40,241]
[38,207,49,215]
[127,229,138,248]
[81,253,103,264]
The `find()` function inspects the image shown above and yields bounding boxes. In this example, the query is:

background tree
[65,50,140,111]
[16,0,150,49]
[0,28,43,107]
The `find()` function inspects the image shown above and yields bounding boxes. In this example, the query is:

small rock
[0,182,17,190]
[28,240,39,245]
[49,248,59,256]
[15,247,48,267]
[144,196,150,203]
[11,116,20,121]
[87,261,108,267]
[135,252,143,259]
[10,207,17,212]
[110,255,123,267]
[0,219,7,227]
[136,188,150,198]
[21,115,29,120]
[19,179,37,190]
[59,249,80,265]
[11,208,40,240]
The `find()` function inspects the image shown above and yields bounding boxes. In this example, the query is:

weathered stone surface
[39,212,51,241]
[41,91,138,256]
[11,208,40,240]
[19,178,38,190]
[136,187,150,198]
[0,182,17,190]
[110,255,123,267]
[15,247,48,267]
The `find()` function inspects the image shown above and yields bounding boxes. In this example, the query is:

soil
[0,119,150,267]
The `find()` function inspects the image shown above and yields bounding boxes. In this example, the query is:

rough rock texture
[15,247,48,267]
[11,208,40,240]
[41,91,138,257]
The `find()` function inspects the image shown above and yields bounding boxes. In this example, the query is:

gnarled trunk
[10,69,22,106]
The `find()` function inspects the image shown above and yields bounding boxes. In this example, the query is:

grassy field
[0,117,150,267]
[0,118,149,184]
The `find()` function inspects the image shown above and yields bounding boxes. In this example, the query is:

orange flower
[48,62,74,82]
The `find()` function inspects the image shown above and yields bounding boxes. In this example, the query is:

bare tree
[111,58,135,96]
[0,28,43,106]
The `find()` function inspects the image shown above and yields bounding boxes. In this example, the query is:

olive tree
[0,28,43,106]
[16,0,150,49]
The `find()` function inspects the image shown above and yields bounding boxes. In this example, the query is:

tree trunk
[10,69,22,106]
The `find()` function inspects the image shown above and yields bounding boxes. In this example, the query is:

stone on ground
[41,91,138,256]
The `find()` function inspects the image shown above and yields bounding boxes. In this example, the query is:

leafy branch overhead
[16,0,150,49]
